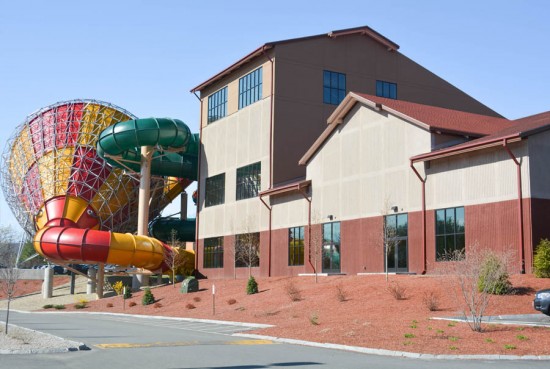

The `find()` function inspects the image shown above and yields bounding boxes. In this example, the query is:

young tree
[165,229,188,287]
[0,226,20,334]
[308,213,324,283]
[379,198,401,282]
[234,232,260,278]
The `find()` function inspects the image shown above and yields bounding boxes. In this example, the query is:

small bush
[123,286,133,299]
[404,333,415,338]
[153,302,163,308]
[477,252,512,295]
[504,344,516,350]
[54,304,66,310]
[285,281,302,301]
[534,239,550,278]
[226,298,237,305]
[309,313,319,325]
[387,281,407,300]
[142,288,155,306]
[74,303,87,309]
[186,303,196,309]
[43,304,54,309]
[193,296,201,302]
[422,291,440,311]
[246,276,258,295]
[106,303,114,308]
[335,283,348,302]
[128,301,137,307]
[112,281,124,295]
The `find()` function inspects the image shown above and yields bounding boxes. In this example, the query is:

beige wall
[423,141,530,210]
[198,97,272,238]
[528,129,550,199]
[303,104,431,225]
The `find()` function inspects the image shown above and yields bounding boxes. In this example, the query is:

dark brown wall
[272,34,501,185]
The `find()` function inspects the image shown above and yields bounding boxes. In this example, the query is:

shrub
[226,298,237,305]
[54,304,66,310]
[387,281,407,300]
[141,288,155,305]
[246,276,258,295]
[123,286,133,299]
[106,303,114,308]
[335,283,348,302]
[422,291,440,311]
[112,281,124,295]
[186,303,196,309]
[74,303,86,309]
[128,301,137,307]
[477,252,512,295]
[534,239,550,278]
[43,304,54,309]
[309,313,319,325]
[285,281,302,301]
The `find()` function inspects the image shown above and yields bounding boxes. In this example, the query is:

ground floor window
[289,226,304,266]
[435,206,465,260]
[322,222,341,273]
[384,213,408,272]
[203,237,223,268]
[235,232,260,268]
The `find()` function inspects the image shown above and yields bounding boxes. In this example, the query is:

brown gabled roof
[190,26,399,93]
[411,111,550,162]
[299,92,512,165]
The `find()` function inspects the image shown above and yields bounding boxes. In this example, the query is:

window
[322,221,341,273]
[239,67,262,109]
[435,207,465,260]
[203,237,223,268]
[205,173,225,207]
[289,226,305,266]
[376,80,397,99]
[384,214,408,272]
[235,233,260,268]
[236,162,261,200]
[323,70,346,105]
[207,87,227,123]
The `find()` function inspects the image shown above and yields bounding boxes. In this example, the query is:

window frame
[207,86,228,124]
[376,80,397,99]
[323,70,346,105]
[435,206,465,261]
[203,237,224,269]
[236,162,261,201]
[288,226,305,266]
[238,67,263,109]
[204,173,225,207]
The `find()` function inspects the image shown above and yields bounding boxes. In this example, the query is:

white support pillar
[134,145,153,290]
[42,267,53,299]
[87,268,97,294]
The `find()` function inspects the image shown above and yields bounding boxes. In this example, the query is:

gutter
[502,139,526,274]
[410,161,427,275]
[259,194,272,277]
[298,188,316,275]
[193,91,203,273]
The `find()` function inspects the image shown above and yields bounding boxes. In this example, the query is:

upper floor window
[236,162,261,200]
[435,206,465,261]
[207,87,227,123]
[204,236,224,268]
[376,80,397,99]
[239,67,263,109]
[323,70,346,105]
[205,173,225,207]
[289,226,305,266]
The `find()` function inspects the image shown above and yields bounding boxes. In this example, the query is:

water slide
[0,100,198,272]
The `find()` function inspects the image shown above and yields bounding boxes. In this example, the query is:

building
[190,26,549,279]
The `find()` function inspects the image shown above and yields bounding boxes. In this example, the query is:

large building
[190,26,550,279]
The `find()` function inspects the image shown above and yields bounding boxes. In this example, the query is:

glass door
[384,214,408,273]
[322,222,341,273]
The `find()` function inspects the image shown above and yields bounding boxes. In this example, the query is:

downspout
[410,161,427,275]
[502,139,526,274]
[299,189,315,274]
[259,194,272,276]
[193,91,203,273]
[260,46,275,277]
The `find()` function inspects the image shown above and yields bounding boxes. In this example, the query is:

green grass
[447,322,456,327]
[504,344,516,350]
[516,334,528,341]
[449,346,459,351]
[485,338,495,343]
[404,333,415,339]
[448,336,459,342]
[436,329,445,334]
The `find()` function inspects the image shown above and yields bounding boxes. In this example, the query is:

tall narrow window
[205,173,225,207]
[235,233,260,268]
[239,67,263,109]
[323,70,346,105]
[376,80,397,99]
[289,226,305,266]
[322,221,341,273]
[207,87,227,123]
[384,214,408,272]
[236,162,261,200]
[435,207,465,260]
[203,237,224,268]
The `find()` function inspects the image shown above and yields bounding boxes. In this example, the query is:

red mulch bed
[0,276,69,299]
[50,275,550,355]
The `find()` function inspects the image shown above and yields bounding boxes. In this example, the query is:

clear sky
[0,0,548,233]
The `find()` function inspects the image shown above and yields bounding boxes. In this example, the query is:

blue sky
[0,0,548,233]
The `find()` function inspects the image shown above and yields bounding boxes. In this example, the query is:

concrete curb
[234,333,550,361]
[0,323,90,355]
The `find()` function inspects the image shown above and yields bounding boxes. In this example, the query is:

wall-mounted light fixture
[327,215,334,221]
[391,206,398,213]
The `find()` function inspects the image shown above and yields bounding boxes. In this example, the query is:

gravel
[0,322,89,354]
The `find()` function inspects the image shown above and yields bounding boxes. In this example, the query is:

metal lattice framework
[0,99,177,236]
